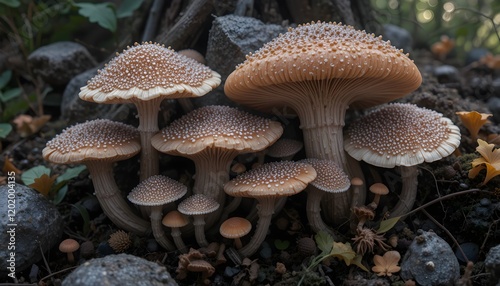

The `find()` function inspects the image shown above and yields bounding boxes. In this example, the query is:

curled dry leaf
[468,139,500,185]
[12,114,51,137]
[455,111,492,141]
[29,173,58,196]
[372,250,401,276]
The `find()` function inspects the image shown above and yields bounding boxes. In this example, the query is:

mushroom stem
[192,150,234,228]
[306,187,336,236]
[295,102,366,225]
[170,227,187,253]
[389,166,418,218]
[86,161,150,235]
[193,215,209,247]
[238,197,275,257]
[66,252,75,263]
[150,207,176,251]
[134,99,162,181]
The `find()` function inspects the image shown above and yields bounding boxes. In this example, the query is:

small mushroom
[43,119,150,234]
[299,158,350,234]
[368,183,389,210]
[162,210,189,252]
[219,217,252,249]
[128,175,187,250]
[186,259,215,284]
[266,138,304,160]
[178,194,219,247]
[59,239,80,263]
[224,161,316,257]
[79,42,221,181]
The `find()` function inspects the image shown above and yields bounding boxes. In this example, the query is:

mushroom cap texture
[266,138,304,158]
[220,217,252,239]
[224,161,317,198]
[300,158,350,193]
[79,42,221,104]
[43,119,140,164]
[177,194,220,216]
[162,210,189,228]
[151,105,283,155]
[344,103,461,168]
[127,175,187,206]
[59,238,80,253]
[224,21,422,111]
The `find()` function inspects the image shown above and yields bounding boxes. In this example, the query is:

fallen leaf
[29,173,58,196]
[2,156,21,174]
[372,250,401,276]
[469,139,500,185]
[329,241,356,265]
[12,114,51,137]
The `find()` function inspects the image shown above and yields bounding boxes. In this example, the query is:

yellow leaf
[29,173,57,196]
[470,139,500,185]
[330,241,356,265]
[455,111,492,140]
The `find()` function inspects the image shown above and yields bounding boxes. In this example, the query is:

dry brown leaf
[469,139,500,185]
[29,173,57,196]
[12,114,51,137]
[372,250,401,276]
[2,157,22,174]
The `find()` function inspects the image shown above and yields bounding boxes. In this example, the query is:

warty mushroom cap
[224,161,317,198]
[127,175,187,206]
[300,158,350,193]
[266,138,304,159]
[177,194,220,216]
[59,239,80,253]
[344,103,461,168]
[224,21,422,111]
[79,42,221,103]
[43,119,140,164]
[219,217,252,239]
[162,210,189,228]
[151,105,283,155]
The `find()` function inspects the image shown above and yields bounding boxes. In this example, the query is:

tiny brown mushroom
[79,42,221,181]
[59,239,80,263]
[162,210,189,252]
[368,183,389,210]
[220,217,252,249]
[186,259,215,283]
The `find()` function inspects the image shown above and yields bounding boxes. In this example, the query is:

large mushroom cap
[177,194,220,216]
[151,105,283,155]
[344,103,461,168]
[224,21,422,111]
[79,42,221,104]
[224,161,317,198]
[300,158,350,193]
[127,175,187,206]
[43,119,140,164]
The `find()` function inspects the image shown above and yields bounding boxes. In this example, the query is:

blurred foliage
[371,0,500,61]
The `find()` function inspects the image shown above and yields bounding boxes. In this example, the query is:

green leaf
[22,165,51,186]
[351,254,370,272]
[72,203,91,235]
[274,239,290,250]
[0,87,22,102]
[53,185,68,205]
[0,0,20,8]
[116,0,143,18]
[315,230,333,254]
[0,123,12,138]
[0,70,12,89]
[56,165,86,183]
[74,2,117,32]
[329,241,356,265]
[377,216,400,234]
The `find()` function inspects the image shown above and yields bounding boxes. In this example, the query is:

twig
[141,0,167,41]
[479,218,499,255]
[38,266,78,283]
[419,166,446,215]
[421,208,468,263]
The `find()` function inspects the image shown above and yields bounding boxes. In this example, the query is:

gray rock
[400,229,460,286]
[0,183,63,276]
[488,97,500,124]
[194,15,287,108]
[62,254,178,286]
[433,65,460,84]
[61,68,132,124]
[28,41,97,86]
[383,24,413,52]
[485,244,500,286]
